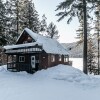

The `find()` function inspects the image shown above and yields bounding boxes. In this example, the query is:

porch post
[7,55,8,70]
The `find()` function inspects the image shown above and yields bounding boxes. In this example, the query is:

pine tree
[87,35,96,74]
[20,0,40,33]
[40,14,47,32]
[76,18,95,74]
[47,22,59,39]
[76,19,92,44]
[93,3,100,74]
[5,0,41,44]
[76,21,84,44]
[5,0,21,44]
[0,0,7,45]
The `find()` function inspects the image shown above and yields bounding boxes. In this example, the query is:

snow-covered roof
[4,42,42,50]
[4,28,68,55]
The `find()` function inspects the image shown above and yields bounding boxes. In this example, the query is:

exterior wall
[48,54,69,67]
[16,54,40,70]
[15,53,69,71]
[39,53,48,70]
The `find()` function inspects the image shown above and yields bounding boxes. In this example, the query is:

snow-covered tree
[93,3,100,74]
[87,36,96,74]
[0,0,7,45]
[76,21,84,44]
[5,0,41,44]
[5,0,21,44]
[40,14,47,32]
[47,22,59,39]
[20,0,40,33]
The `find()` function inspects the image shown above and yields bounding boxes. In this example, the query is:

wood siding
[48,54,69,67]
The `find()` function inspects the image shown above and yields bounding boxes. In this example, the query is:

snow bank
[0,64,100,100]
[0,64,99,87]
[34,65,90,82]
[0,65,7,72]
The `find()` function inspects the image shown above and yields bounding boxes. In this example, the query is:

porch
[4,43,42,73]
[7,62,31,72]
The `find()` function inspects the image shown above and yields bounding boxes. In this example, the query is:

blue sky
[34,0,79,43]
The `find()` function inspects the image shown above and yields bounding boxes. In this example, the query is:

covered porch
[4,43,42,73]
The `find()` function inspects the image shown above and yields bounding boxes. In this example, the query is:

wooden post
[7,55,8,70]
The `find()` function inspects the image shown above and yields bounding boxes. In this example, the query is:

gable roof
[4,28,69,55]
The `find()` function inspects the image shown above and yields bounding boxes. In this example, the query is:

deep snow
[70,58,83,70]
[0,64,100,100]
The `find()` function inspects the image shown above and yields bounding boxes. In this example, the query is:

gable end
[16,30,35,44]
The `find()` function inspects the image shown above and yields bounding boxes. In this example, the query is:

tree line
[0,0,59,45]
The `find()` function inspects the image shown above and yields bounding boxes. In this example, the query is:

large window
[19,56,25,62]
[59,55,62,61]
[64,55,68,62]
[51,55,55,62]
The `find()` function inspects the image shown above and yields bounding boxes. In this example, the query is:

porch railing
[7,62,31,72]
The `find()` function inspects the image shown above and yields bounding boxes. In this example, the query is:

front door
[31,56,35,68]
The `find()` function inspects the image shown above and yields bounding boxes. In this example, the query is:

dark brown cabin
[4,28,71,73]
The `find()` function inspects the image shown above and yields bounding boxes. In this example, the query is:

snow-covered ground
[0,64,100,100]
[70,58,83,70]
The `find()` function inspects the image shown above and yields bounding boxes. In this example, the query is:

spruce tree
[87,36,96,74]
[40,14,47,32]
[0,0,7,45]
[5,0,40,44]
[76,20,84,44]
[47,22,59,39]
[5,0,20,44]
[93,3,100,74]
[20,0,40,33]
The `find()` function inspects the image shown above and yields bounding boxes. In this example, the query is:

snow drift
[34,64,95,84]
[0,64,100,100]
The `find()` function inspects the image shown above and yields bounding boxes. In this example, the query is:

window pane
[59,55,62,61]
[19,56,25,62]
[51,55,55,62]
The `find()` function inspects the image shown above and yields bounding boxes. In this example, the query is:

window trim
[64,55,68,62]
[19,56,25,62]
[51,55,55,62]
[59,55,62,61]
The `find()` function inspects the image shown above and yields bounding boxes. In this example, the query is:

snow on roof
[4,28,68,55]
[25,28,68,55]
[4,42,42,50]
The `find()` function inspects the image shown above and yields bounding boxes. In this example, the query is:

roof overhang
[4,42,43,54]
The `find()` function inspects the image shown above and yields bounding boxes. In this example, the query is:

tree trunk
[83,0,88,74]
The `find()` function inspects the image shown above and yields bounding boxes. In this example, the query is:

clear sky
[34,0,79,43]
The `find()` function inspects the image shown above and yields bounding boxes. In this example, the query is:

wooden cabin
[4,28,71,73]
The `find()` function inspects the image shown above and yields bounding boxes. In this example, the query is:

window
[19,56,25,62]
[64,55,68,62]
[51,55,55,62]
[23,41,27,44]
[59,55,62,61]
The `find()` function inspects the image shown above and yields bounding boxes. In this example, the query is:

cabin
[4,28,71,73]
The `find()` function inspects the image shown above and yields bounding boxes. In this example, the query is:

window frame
[59,55,62,61]
[19,56,25,62]
[51,55,55,62]
[64,55,68,62]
